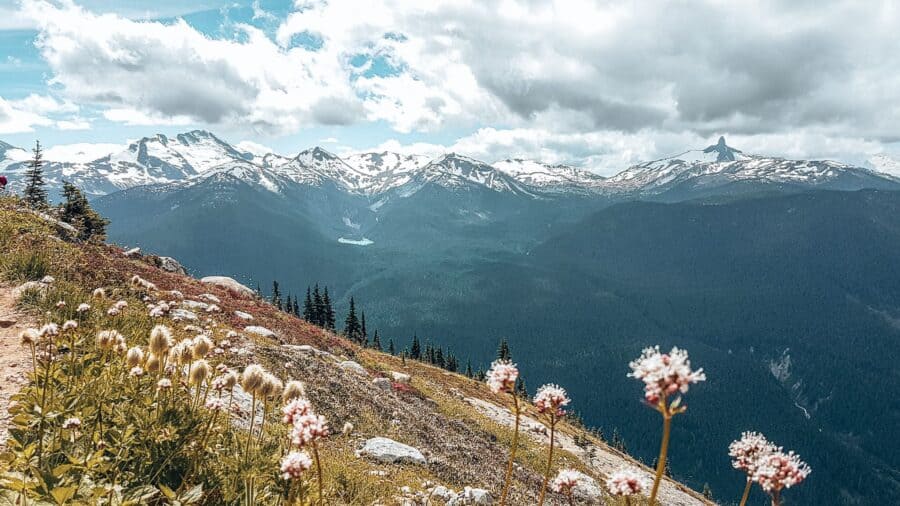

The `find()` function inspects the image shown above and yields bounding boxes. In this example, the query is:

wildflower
[76,303,91,313]
[192,335,212,359]
[628,346,705,504]
[149,303,169,317]
[205,398,226,412]
[280,450,312,480]
[114,335,128,355]
[62,417,82,430]
[173,340,194,365]
[550,469,581,504]
[62,320,78,332]
[606,467,649,497]
[730,432,777,475]
[114,300,128,310]
[96,330,121,350]
[534,384,570,417]
[129,366,144,377]
[215,363,229,373]
[39,323,59,338]
[241,364,266,394]
[149,325,173,355]
[486,360,518,394]
[92,288,106,298]
[342,422,354,436]
[55,300,66,308]
[107,307,119,316]
[41,275,55,284]
[157,378,172,390]
[753,450,810,502]
[146,353,161,373]
[126,347,144,368]
[222,371,238,390]
[290,413,329,447]
[282,398,313,425]
[628,346,706,405]
[20,328,39,345]
[283,380,306,402]
[189,359,210,385]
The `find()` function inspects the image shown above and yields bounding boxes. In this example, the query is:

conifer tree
[361,311,368,345]
[303,287,313,321]
[271,281,283,310]
[465,359,473,378]
[59,181,108,241]
[702,483,713,500]
[515,377,528,398]
[372,330,382,351]
[410,334,421,360]
[388,338,395,356]
[285,294,292,314]
[446,352,458,372]
[312,284,323,326]
[256,283,262,298]
[497,338,511,361]
[323,286,335,330]
[344,296,362,342]
[435,347,445,368]
[23,140,48,209]
[292,296,300,316]
[612,429,627,453]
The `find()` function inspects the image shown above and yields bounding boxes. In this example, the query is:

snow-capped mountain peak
[493,158,607,192]
[703,136,744,162]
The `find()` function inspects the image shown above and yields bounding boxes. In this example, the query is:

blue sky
[2,0,900,173]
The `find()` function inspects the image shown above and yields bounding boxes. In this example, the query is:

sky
[1,0,900,175]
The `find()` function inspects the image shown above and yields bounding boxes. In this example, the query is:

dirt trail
[0,285,32,449]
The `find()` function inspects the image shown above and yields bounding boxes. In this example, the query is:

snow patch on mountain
[338,237,374,246]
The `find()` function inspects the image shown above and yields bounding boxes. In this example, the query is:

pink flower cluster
[280,450,312,480]
[486,360,518,394]
[628,346,706,404]
[729,431,777,474]
[752,451,811,493]
[533,384,570,417]
[550,469,581,494]
[282,398,313,425]
[605,466,649,497]
[290,413,329,447]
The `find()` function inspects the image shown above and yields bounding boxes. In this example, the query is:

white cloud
[236,140,275,156]
[0,96,53,134]
[43,142,123,162]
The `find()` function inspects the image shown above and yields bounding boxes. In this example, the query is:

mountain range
[4,131,900,504]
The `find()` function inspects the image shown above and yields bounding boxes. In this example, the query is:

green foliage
[59,181,109,242]
[22,141,48,209]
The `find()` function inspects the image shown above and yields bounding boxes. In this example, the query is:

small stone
[373,377,391,390]
[390,371,411,384]
[340,361,367,375]
[234,310,254,321]
[359,437,427,465]
[200,276,255,298]
[245,326,277,338]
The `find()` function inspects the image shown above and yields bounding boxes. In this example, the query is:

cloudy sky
[1,0,899,174]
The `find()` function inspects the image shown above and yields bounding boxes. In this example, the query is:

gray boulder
[358,437,427,465]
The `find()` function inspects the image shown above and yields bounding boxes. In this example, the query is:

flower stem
[771,490,781,506]
[244,394,257,463]
[499,394,520,505]
[537,418,556,506]
[739,478,752,506]
[312,440,324,506]
[649,414,672,505]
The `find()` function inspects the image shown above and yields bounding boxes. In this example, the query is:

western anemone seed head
[290,413,329,447]
[20,328,39,346]
[107,308,119,316]
[283,380,306,402]
[156,378,172,390]
[342,422,354,436]
[628,346,706,405]
[752,450,811,494]
[282,398,312,425]
[39,323,59,338]
[129,366,144,377]
[146,353,161,373]
[550,469,582,494]
[62,320,78,332]
[606,467,649,496]
[192,335,212,359]
[114,300,128,310]
[534,383,571,417]
[280,450,312,480]
[729,431,778,475]
[76,303,91,313]
[174,340,194,365]
[92,288,106,298]
[149,325,173,355]
[223,371,238,390]
[96,330,121,350]
[486,360,519,394]
[62,417,81,430]
[189,359,210,385]
[241,364,266,394]
[126,347,144,368]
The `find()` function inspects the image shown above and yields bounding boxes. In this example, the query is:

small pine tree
[496,338,511,361]
[435,347,445,368]
[303,287,313,321]
[372,330,382,351]
[410,334,421,360]
[292,296,300,316]
[702,483,713,500]
[271,281,283,310]
[388,338,395,355]
[515,376,528,398]
[323,286,336,330]
[612,428,627,453]
[361,312,368,345]
[465,359,473,378]
[446,352,458,372]
[23,140,48,209]
[256,283,262,298]
[312,284,324,326]
[59,181,108,241]
[285,294,292,314]
[344,297,361,342]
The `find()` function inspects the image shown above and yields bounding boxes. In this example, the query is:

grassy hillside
[0,196,709,505]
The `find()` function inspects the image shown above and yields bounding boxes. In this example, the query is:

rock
[448,487,494,505]
[12,281,45,298]
[170,309,199,321]
[123,247,141,257]
[182,300,210,311]
[234,311,254,321]
[340,361,367,375]
[0,318,16,328]
[358,437,427,466]
[429,486,456,501]
[390,371,411,384]
[373,377,392,390]
[200,276,255,298]
[157,256,187,274]
[245,326,277,338]
[198,293,221,304]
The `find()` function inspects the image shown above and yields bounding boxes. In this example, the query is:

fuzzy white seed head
[126,347,144,368]
[283,380,306,402]
[149,325,173,355]
[189,359,210,385]
[76,303,91,313]
[62,320,78,332]
[241,364,266,394]
[192,335,212,359]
